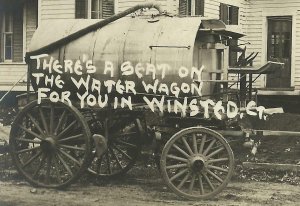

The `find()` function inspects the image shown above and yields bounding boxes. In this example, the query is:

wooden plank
[257,90,300,96]
[0,64,27,88]
[258,130,300,137]
[41,15,74,20]
[0,85,28,92]
[41,5,74,10]
[216,130,244,137]
[249,0,300,6]
[243,162,300,172]
[41,0,74,19]
[41,9,75,14]
[203,70,224,74]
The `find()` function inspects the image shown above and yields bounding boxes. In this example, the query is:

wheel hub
[188,156,206,173]
[40,137,56,153]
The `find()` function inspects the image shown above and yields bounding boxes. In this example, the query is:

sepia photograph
[0,0,299,205]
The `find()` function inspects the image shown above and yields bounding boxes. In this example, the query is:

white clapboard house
[0,0,299,110]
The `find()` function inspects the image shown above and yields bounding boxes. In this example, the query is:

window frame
[75,0,115,19]
[91,0,103,19]
[75,0,88,19]
[194,0,204,16]
[178,0,205,16]
[2,11,13,62]
[219,3,239,25]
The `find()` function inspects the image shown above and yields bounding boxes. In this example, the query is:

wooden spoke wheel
[160,127,234,200]
[9,99,92,188]
[88,116,141,178]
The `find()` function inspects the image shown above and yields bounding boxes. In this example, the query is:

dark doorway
[266,16,292,88]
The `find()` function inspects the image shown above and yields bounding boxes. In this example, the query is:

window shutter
[195,0,204,16]
[13,6,23,62]
[102,0,114,19]
[231,6,239,25]
[219,3,228,24]
[0,13,3,62]
[179,0,187,16]
[187,0,191,16]
[75,0,88,19]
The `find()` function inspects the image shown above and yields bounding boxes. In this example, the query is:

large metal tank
[27,6,230,100]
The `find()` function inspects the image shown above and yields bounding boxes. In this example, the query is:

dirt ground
[1,120,300,206]
[0,172,299,206]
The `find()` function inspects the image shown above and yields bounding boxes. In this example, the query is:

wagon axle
[40,137,57,153]
[189,156,206,173]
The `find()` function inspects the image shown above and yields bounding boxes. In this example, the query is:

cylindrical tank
[27,15,224,100]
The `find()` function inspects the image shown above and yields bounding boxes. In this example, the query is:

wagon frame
[8,3,295,201]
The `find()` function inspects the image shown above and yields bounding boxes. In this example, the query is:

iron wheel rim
[9,99,92,188]
[160,127,234,200]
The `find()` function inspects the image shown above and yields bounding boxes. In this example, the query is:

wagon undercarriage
[10,97,239,199]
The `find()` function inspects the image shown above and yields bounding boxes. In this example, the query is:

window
[3,11,13,61]
[179,0,204,16]
[0,4,24,62]
[91,0,102,19]
[0,4,23,63]
[219,3,239,25]
[75,0,114,19]
[75,0,88,19]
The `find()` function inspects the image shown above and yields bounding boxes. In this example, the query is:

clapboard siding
[203,0,246,18]
[41,4,75,10]
[6,0,300,93]
[118,0,176,13]
[118,0,148,12]
[200,0,250,86]
[295,10,300,90]
[202,0,248,44]
[26,0,38,49]
[41,0,74,20]
[174,0,250,88]
[0,64,28,91]
[204,1,220,19]
[244,6,268,88]
[245,0,300,89]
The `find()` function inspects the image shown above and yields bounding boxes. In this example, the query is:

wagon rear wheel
[160,127,234,200]
[88,116,141,178]
[9,99,92,188]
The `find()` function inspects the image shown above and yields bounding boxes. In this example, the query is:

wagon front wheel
[9,99,92,188]
[160,127,234,200]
